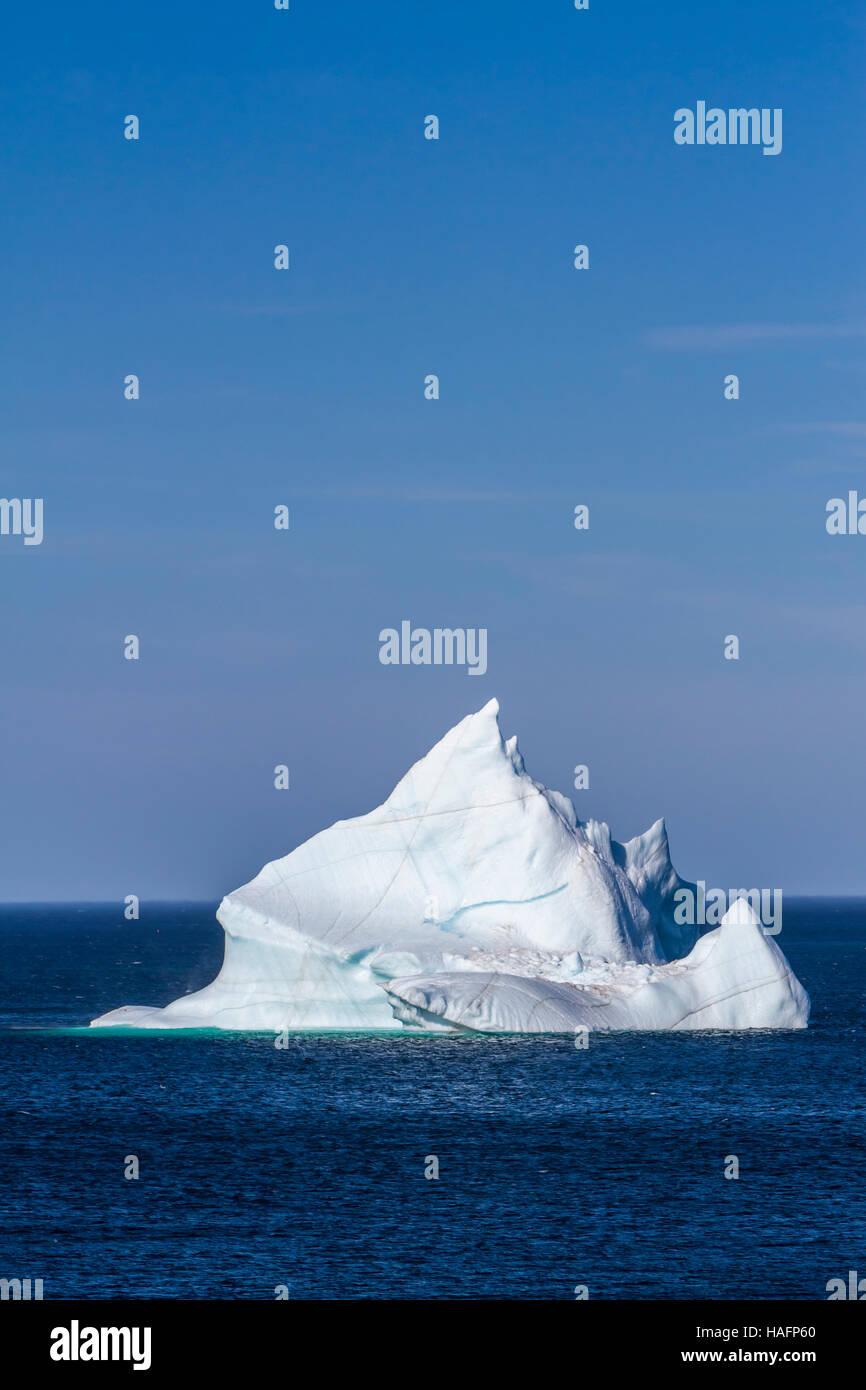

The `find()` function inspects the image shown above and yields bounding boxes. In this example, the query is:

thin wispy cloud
[297,486,569,503]
[645,323,866,350]
[788,456,866,478]
[214,303,321,317]
[779,421,866,439]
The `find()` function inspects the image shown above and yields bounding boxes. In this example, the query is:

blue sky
[2,0,865,899]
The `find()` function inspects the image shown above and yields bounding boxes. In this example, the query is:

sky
[1,0,865,900]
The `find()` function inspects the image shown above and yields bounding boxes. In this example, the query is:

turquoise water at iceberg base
[0,901,863,1300]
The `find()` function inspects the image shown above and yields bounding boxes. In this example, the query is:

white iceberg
[91,700,809,1034]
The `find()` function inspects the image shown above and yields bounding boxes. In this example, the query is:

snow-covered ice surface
[91,700,809,1033]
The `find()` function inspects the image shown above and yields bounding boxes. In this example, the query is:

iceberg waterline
[91,700,810,1034]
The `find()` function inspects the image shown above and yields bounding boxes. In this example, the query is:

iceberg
[90,700,809,1033]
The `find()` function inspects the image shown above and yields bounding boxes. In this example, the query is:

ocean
[0,900,863,1300]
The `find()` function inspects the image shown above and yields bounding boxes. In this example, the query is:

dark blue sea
[0,901,863,1300]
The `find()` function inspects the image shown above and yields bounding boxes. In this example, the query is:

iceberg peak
[721,897,762,928]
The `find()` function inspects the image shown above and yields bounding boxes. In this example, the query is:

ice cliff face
[91,700,809,1033]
